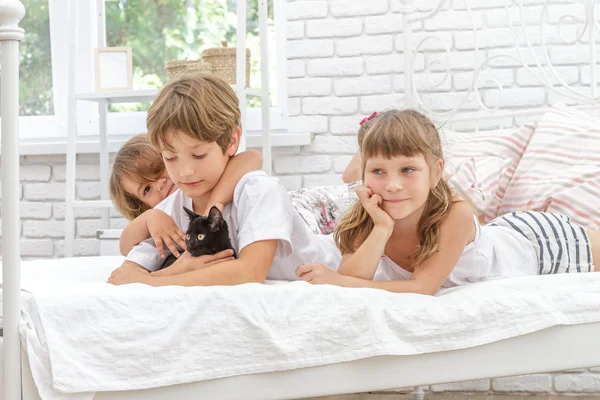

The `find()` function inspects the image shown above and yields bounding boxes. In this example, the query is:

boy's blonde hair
[147,74,241,153]
[110,134,164,221]
[334,109,457,268]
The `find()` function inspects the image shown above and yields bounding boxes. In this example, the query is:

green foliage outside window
[20,0,54,116]
[17,0,276,117]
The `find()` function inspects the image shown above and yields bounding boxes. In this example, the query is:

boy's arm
[108,239,162,282]
[203,150,263,215]
[121,238,165,272]
[145,240,277,286]
[342,151,362,184]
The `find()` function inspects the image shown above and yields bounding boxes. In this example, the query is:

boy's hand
[182,249,235,272]
[146,209,187,259]
[108,261,151,285]
[355,186,395,230]
[151,249,236,276]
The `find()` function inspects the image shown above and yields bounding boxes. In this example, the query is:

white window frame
[18,0,289,142]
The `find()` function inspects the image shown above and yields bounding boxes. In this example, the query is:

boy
[108,75,341,286]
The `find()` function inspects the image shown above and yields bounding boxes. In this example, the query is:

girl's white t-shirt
[373,214,539,289]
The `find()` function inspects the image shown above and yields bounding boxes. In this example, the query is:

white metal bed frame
[3,0,600,399]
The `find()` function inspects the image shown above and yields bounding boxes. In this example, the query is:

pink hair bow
[359,111,378,126]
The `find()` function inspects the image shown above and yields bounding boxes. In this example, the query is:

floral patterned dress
[288,181,360,235]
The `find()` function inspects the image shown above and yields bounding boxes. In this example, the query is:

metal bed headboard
[1,2,25,400]
[398,0,600,130]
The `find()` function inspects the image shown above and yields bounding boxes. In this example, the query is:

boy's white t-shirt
[126,171,342,280]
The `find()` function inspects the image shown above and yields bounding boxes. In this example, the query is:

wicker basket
[202,42,251,87]
[165,59,213,82]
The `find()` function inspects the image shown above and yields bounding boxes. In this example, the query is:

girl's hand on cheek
[355,186,395,230]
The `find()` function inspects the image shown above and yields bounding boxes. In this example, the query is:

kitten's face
[183,206,233,257]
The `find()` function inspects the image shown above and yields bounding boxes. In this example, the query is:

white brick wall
[306,18,363,38]
[0,1,598,395]
[0,154,128,259]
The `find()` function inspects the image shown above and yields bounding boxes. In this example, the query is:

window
[103,0,285,127]
[13,0,65,140]
[105,0,237,96]
[16,0,288,140]
[20,0,54,116]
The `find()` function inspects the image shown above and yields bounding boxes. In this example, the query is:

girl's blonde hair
[109,134,165,220]
[334,109,457,268]
[356,112,379,149]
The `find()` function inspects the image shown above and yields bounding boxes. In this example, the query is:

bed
[3,1,600,400]
[1,257,600,400]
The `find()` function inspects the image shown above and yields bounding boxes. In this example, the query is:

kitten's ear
[183,206,199,221]
[208,206,225,232]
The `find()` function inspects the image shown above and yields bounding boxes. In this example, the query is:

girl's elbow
[342,168,355,184]
[411,280,438,296]
[341,271,373,281]
[247,150,264,169]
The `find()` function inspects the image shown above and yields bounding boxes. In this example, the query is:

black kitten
[159,206,235,270]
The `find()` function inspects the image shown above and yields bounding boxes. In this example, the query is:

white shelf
[75,85,262,103]
[75,89,158,103]
[247,132,312,147]
[96,229,123,239]
[231,85,262,98]
[11,132,310,156]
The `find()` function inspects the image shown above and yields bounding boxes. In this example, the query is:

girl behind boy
[296,109,600,294]
[110,134,262,260]
[110,132,361,261]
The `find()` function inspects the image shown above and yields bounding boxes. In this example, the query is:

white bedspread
[3,257,600,400]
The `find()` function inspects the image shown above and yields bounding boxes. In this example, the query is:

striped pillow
[500,103,600,229]
[448,156,512,221]
[442,125,536,222]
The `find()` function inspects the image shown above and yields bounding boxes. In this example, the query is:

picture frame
[94,47,133,91]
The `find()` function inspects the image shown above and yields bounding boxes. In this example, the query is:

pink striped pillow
[443,125,536,222]
[448,156,512,220]
[500,103,600,229]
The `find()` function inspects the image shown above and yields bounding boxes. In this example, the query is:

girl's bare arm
[337,226,392,280]
[341,202,475,295]
[119,211,152,256]
[119,209,186,258]
[342,151,362,184]
[203,150,263,215]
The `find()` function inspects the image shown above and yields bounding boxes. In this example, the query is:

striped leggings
[488,211,594,275]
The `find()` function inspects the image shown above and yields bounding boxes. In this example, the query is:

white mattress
[2,257,600,400]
